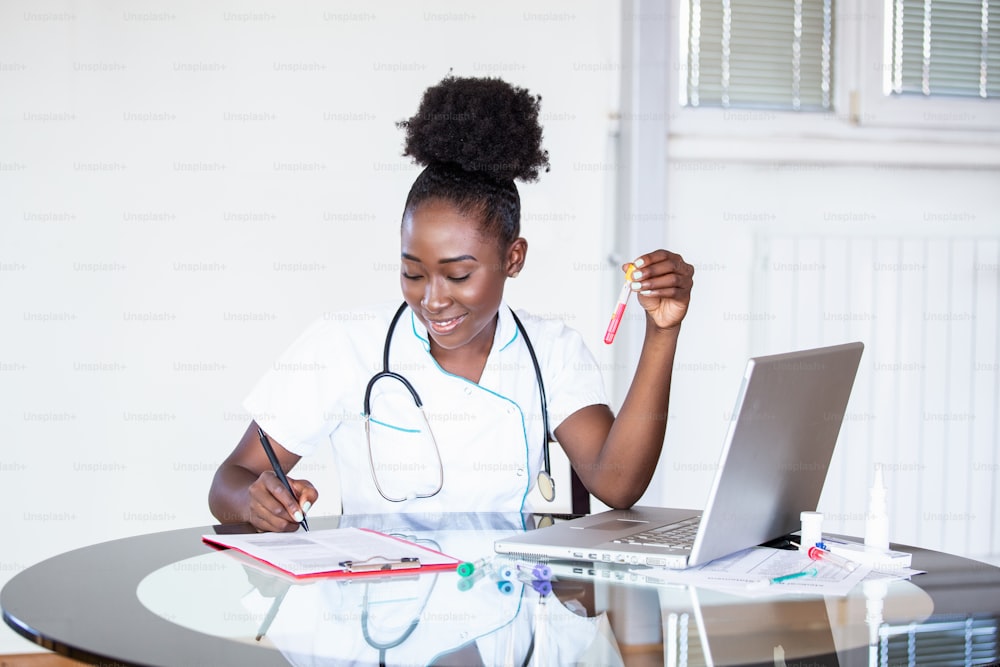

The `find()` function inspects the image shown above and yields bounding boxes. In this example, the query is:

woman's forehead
[401,200,499,258]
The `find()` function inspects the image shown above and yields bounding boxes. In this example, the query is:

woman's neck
[429,315,498,383]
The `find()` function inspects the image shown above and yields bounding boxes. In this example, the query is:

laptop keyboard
[613,516,702,550]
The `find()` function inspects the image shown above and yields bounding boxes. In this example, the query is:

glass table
[3,513,999,666]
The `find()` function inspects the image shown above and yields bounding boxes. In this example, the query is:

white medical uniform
[243,302,608,514]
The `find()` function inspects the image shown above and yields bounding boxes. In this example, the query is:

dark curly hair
[397,75,550,250]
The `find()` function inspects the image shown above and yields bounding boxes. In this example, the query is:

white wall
[655,161,1000,559]
[0,0,622,654]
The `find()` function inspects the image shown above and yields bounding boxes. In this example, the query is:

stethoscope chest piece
[536,470,555,503]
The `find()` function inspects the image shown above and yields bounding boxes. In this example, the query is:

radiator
[751,235,999,558]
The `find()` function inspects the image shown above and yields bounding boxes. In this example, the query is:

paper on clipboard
[202,527,461,578]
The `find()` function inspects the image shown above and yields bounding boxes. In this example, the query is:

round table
[3,514,999,666]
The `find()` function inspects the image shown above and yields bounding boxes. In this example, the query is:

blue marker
[748,567,818,590]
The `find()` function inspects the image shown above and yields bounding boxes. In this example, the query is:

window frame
[855,0,1000,132]
[665,0,1000,166]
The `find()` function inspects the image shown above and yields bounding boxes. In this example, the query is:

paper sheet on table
[860,566,925,580]
[202,527,460,578]
[630,546,873,596]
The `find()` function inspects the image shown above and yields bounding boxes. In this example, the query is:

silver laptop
[495,341,864,569]
[544,566,842,666]
[689,586,840,666]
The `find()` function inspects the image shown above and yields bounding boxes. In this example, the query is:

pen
[808,545,858,572]
[255,586,289,641]
[772,567,818,583]
[604,263,636,345]
[257,426,309,532]
[747,567,818,590]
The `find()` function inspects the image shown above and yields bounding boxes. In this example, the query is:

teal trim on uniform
[403,303,537,513]
[422,349,535,514]
[409,308,431,351]
[408,305,520,353]
[498,314,520,352]
[369,417,421,434]
[497,306,519,352]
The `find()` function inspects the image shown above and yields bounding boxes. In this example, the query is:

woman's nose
[421,276,451,312]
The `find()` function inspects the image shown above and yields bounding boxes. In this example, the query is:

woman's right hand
[209,421,319,532]
[247,471,318,532]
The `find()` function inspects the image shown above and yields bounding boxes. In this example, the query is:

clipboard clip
[339,557,421,573]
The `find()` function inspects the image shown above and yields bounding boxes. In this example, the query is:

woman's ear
[506,238,528,278]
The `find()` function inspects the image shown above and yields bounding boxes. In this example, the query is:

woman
[209,75,694,531]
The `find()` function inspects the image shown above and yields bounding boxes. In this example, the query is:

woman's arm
[209,421,318,531]
[555,249,693,508]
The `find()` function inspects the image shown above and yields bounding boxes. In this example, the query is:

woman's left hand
[625,249,694,332]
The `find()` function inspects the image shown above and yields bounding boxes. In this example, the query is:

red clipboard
[202,526,461,579]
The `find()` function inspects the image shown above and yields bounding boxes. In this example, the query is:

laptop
[688,586,841,666]
[495,341,864,569]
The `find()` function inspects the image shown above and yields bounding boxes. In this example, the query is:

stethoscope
[360,533,440,666]
[363,302,555,503]
[359,535,538,667]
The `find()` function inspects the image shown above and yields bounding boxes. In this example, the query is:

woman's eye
[449,274,471,282]
[401,272,422,281]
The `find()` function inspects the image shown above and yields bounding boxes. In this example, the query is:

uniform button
[516,467,525,477]
[506,406,516,414]
[463,386,473,396]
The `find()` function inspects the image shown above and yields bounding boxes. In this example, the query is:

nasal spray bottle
[827,463,911,568]
[864,465,890,552]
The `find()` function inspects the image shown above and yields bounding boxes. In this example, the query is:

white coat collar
[406,302,519,355]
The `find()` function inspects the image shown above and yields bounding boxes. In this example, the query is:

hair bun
[398,75,550,183]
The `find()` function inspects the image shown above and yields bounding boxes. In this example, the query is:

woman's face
[400,198,523,354]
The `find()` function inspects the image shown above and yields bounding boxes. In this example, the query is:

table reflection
[132,513,997,667]
[138,513,624,666]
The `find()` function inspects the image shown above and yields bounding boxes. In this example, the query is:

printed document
[633,546,875,596]
[203,527,460,578]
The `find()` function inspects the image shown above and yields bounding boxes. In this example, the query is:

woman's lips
[426,313,466,334]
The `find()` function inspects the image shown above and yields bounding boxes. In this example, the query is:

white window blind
[684,0,834,110]
[890,0,1000,99]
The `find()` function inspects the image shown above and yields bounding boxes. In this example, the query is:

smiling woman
[208,75,695,528]
[399,200,516,376]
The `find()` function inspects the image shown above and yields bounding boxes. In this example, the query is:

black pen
[255,585,289,641]
[257,426,309,531]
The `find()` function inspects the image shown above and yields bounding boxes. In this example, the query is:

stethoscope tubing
[364,303,553,502]
[508,309,552,482]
